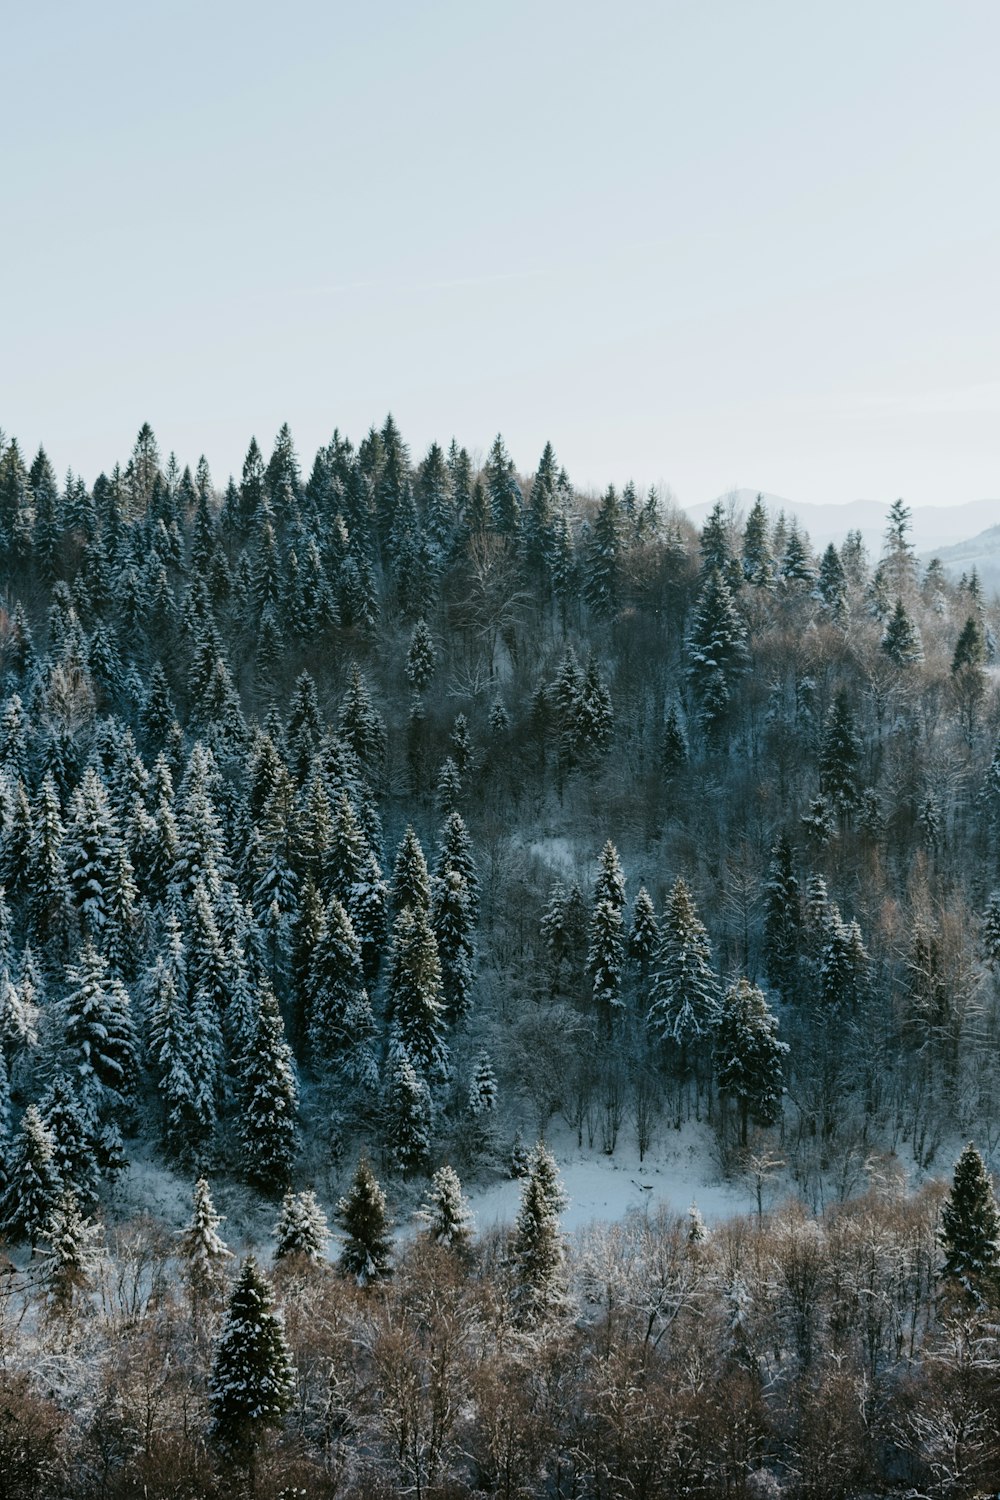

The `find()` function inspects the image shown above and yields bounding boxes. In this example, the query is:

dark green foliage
[713,979,788,1145]
[210,1255,295,1451]
[337,1155,392,1284]
[939,1143,1000,1303]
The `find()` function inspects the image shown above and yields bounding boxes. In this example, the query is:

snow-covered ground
[463,1120,761,1237]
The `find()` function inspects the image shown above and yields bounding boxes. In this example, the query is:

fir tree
[629,887,659,973]
[661,700,688,775]
[210,1255,295,1462]
[939,1143,1000,1304]
[307,896,369,1061]
[713,978,788,1145]
[587,897,626,1029]
[468,1050,499,1116]
[685,569,748,748]
[405,619,438,692]
[273,1189,330,1263]
[417,1164,474,1252]
[819,691,862,816]
[62,943,138,1126]
[337,1155,393,1284]
[38,1075,100,1208]
[434,811,480,924]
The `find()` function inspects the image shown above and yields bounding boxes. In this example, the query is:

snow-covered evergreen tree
[238,982,300,1194]
[713,978,789,1145]
[62,942,138,1126]
[763,834,801,1001]
[210,1255,295,1458]
[629,887,659,974]
[386,905,449,1083]
[939,1143,1000,1304]
[391,825,431,916]
[337,1155,393,1284]
[468,1050,499,1117]
[39,1189,100,1314]
[0,1104,61,1246]
[417,1164,474,1252]
[511,1141,568,1324]
[647,877,721,1063]
[273,1188,330,1263]
[384,1049,433,1174]
[38,1075,99,1207]
[430,868,474,1022]
[179,1176,231,1306]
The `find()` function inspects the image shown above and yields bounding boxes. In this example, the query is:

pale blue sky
[3,0,999,507]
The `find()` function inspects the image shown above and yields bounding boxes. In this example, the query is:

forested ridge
[0,416,999,1495]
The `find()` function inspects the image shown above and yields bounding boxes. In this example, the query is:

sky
[2,0,999,509]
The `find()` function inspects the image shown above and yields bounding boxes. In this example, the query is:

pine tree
[307,896,370,1061]
[511,1141,568,1324]
[685,569,748,748]
[430,868,475,1022]
[647,878,721,1061]
[273,1189,329,1263]
[713,979,788,1145]
[483,434,521,537]
[65,767,119,938]
[629,888,659,973]
[939,1143,1000,1304]
[405,619,438,692]
[384,1049,433,1174]
[239,982,300,1194]
[391,826,431,915]
[27,772,70,956]
[210,1256,295,1460]
[417,1164,474,1252]
[953,615,986,675]
[436,756,462,815]
[338,665,387,780]
[0,1105,61,1246]
[337,1155,393,1284]
[39,1189,100,1314]
[386,905,449,1082]
[584,485,623,617]
[881,598,924,665]
[817,543,848,613]
[179,1177,231,1305]
[62,943,138,1126]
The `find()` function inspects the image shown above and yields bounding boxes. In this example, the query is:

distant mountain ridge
[683,490,1000,559]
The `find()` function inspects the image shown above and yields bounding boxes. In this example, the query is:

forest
[0,416,998,1495]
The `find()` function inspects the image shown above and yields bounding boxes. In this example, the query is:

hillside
[0,422,999,1493]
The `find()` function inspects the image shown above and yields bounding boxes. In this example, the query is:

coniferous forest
[1,417,1000,1494]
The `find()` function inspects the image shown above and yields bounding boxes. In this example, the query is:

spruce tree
[239,982,300,1194]
[629,887,659,973]
[417,1164,474,1252]
[307,896,370,1061]
[881,597,924,666]
[434,811,481,924]
[210,1256,295,1461]
[336,1155,393,1284]
[39,1190,99,1314]
[0,1105,61,1246]
[939,1143,1000,1304]
[179,1177,231,1306]
[384,1050,433,1175]
[647,877,721,1062]
[386,905,450,1083]
[273,1189,330,1263]
[511,1141,568,1324]
[431,868,475,1022]
[391,825,431,915]
[62,942,138,1126]
[819,691,862,816]
[685,569,748,748]
[713,979,788,1145]
[763,835,801,1001]
[405,619,437,692]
